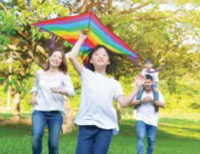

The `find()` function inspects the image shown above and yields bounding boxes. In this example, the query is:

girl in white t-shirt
[68,32,144,154]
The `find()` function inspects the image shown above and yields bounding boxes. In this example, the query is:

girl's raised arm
[117,76,145,107]
[68,32,87,75]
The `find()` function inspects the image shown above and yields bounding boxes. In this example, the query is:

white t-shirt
[141,68,159,83]
[30,69,75,116]
[135,91,165,127]
[75,68,124,135]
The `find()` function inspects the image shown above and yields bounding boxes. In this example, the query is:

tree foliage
[0,0,199,116]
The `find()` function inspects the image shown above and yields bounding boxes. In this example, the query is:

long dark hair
[44,50,68,74]
[85,45,114,74]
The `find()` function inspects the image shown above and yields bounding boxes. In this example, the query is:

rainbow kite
[33,12,139,64]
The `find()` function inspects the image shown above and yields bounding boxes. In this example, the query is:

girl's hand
[30,96,37,105]
[51,87,62,94]
[79,30,88,41]
[51,87,70,96]
[134,76,145,88]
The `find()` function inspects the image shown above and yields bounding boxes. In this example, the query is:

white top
[30,69,75,116]
[141,68,159,83]
[75,68,124,135]
[135,91,165,126]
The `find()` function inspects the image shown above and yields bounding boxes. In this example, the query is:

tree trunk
[13,93,21,120]
[80,0,90,13]
[7,54,13,111]
[107,0,113,13]
[62,97,74,134]
[6,86,11,110]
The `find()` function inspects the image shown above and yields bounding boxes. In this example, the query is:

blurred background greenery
[0,0,200,153]
[1,0,200,118]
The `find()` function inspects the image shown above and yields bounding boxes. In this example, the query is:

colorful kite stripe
[33,12,139,62]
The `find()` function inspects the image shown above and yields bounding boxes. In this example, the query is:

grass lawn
[0,114,200,154]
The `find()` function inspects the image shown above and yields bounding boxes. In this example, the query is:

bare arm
[132,96,153,106]
[154,100,165,108]
[154,92,165,108]
[51,88,71,97]
[59,89,69,96]
[30,71,39,105]
[68,33,87,75]
[132,95,166,108]
[117,77,145,107]
[132,99,142,106]
[117,86,140,107]
[30,92,37,105]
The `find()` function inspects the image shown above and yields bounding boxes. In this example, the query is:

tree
[0,0,68,119]
[1,0,199,121]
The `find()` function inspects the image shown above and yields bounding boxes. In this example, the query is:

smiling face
[145,62,153,71]
[89,47,110,70]
[144,78,153,91]
[49,51,63,68]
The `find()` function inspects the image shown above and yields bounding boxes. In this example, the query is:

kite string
[39,28,55,49]
[50,33,55,49]
[147,63,167,73]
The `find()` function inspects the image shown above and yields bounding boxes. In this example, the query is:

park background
[0,0,200,154]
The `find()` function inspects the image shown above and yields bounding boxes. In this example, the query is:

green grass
[0,116,200,154]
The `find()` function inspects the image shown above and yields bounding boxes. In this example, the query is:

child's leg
[76,126,97,154]
[152,84,159,112]
[93,128,113,154]
[136,85,144,100]
[152,84,159,101]
[152,83,158,91]
[135,85,144,110]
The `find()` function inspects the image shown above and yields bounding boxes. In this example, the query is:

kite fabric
[33,12,140,64]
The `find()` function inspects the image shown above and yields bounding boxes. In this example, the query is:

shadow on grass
[0,113,31,119]
[0,114,199,140]
[119,119,200,140]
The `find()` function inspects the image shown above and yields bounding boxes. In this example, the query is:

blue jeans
[76,125,113,154]
[136,121,157,154]
[32,110,63,154]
